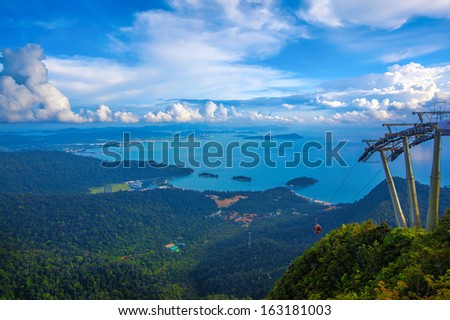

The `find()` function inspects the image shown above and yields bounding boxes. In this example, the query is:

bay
[79,129,450,204]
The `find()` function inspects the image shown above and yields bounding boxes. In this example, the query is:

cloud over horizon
[312,62,450,123]
[0,44,84,123]
[1,44,450,125]
[2,0,450,127]
[0,44,305,124]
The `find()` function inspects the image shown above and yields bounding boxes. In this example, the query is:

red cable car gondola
[314,218,322,234]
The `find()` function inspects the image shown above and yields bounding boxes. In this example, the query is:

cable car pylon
[426,132,442,232]
[358,101,449,231]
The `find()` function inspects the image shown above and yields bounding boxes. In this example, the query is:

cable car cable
[351,168,383,202]
[329,161,358,203]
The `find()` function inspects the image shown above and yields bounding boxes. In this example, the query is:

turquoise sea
[79,128,450,204]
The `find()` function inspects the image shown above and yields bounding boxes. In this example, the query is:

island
[199,172,219,178]
[232,175,252,182]
[286,176,318,188]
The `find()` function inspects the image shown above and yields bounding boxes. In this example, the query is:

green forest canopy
[0,151,449,299]
[268,210,450,300]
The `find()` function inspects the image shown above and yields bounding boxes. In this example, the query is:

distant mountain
[0,125,237,149]
[333,177,450,228]
[236,133,303,140]
[0,151,192,194]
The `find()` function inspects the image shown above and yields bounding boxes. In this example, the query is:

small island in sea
[286,176,318,188]
[198,172,219,179]
[232,175,252,182]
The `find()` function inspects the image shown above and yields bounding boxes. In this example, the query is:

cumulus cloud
[0,44,84,122]
[0,44,306,125]
[84,104,113,122]
[352,98,389,110]
[114,111,140,123]
[0,45,147,124]
[82,104,141,123]
[143,103,202,123]
[204,101,229,122]
[315,95,347,108]
[284,62,450,124]
[2,43,450,126]
[298,0,450,29]
[230,105,304,123]
[313,62,450,123]
[322,62,450,104]
[314,108,391,124]
[143,101,302,124]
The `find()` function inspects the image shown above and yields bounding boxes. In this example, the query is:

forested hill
[0,151,192,194]
[0,189,219,299]
[268,211,450,300]
[0,151,449,299]
[0,187,322,299]
[332,177,450,228]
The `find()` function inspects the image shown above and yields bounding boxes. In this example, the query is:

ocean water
[80,129,450,204]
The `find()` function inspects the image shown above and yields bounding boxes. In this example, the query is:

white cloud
[379,45,443,63]
[314,98,392,123]
[143,110,173,123]
[0,45,145,124]
[313,62,450,123]
[314,109,391,124]
[114,111,140,123]
[144,102,211,123]
[321,62,450,103]
[228,105,299,123]
[44,1,309,105]
[0,44,84,123]
[45,56,141,104]
[352,98,389,110]
[204,101,229,122]
[281,103,296,110]
[0,44,307,125]
[298,0,343,27]
[315,95,347,108]
[85,104,113,122]
[143,101,301,124]
[3,42,450,126]
[77,104,144,123]
[299,0,450,29]
[163,103,203,122]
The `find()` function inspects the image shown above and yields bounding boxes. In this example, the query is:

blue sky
[1,0,450,125]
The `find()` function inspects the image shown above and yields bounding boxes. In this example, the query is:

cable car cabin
[314,224,322,234]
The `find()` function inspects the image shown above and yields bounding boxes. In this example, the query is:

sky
[1,0,450,125]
